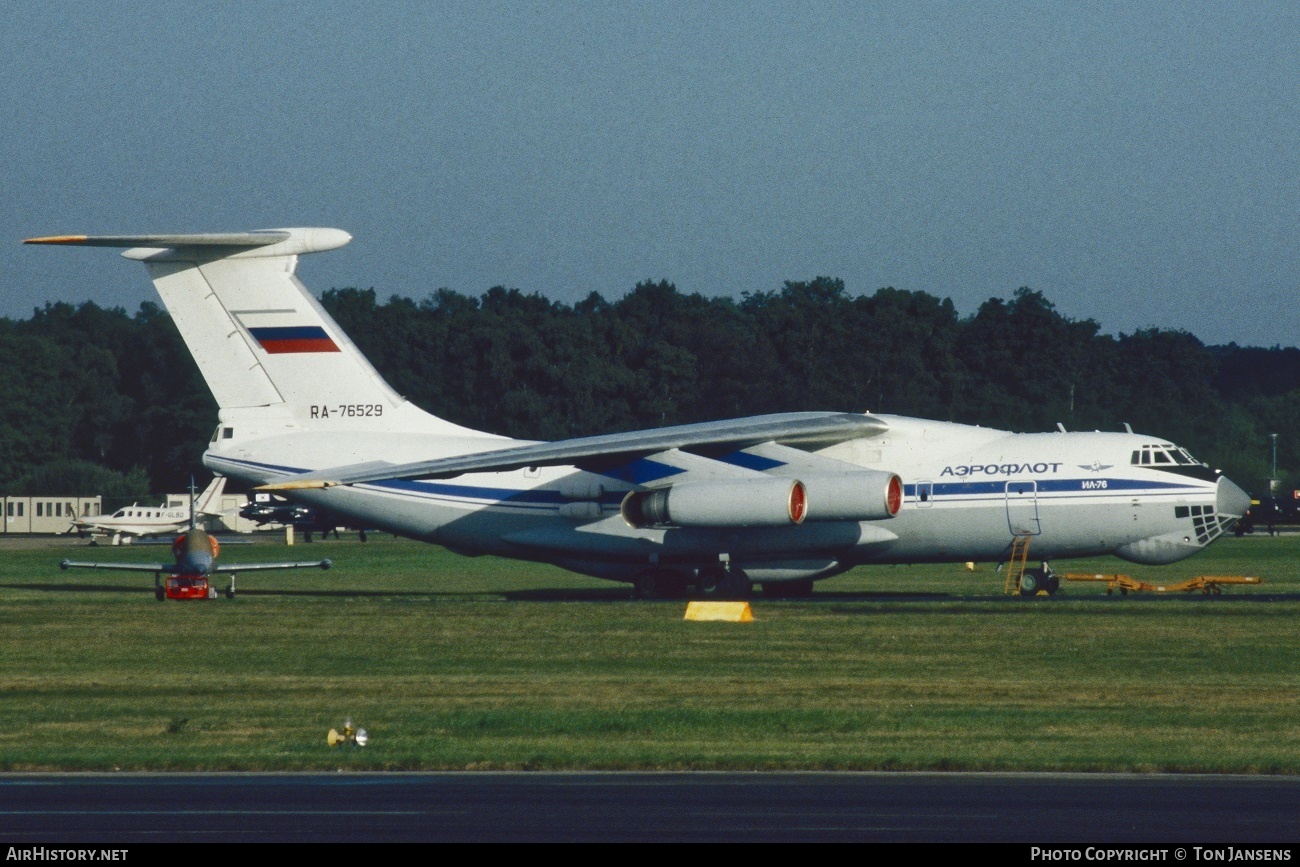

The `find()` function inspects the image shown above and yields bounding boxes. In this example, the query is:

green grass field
[0,533,1296,772]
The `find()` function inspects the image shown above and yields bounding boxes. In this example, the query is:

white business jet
[26,229,1250,597]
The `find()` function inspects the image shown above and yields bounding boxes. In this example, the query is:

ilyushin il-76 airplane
[26,228,1251,599]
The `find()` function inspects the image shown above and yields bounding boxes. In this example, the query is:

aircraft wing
[60,558,330,573]
[212,560,332,573]
[60,559,175,573]
[262,411,888,489]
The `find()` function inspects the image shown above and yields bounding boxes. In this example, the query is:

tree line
[2,280,1296,501]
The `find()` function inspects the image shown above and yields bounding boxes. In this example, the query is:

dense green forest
[3,281,1297,500]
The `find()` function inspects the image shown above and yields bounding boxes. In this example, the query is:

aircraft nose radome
[1216,476,1251,519]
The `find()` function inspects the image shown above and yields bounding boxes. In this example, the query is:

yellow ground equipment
[1064,574,1261,595]
[1003,533,1033,595]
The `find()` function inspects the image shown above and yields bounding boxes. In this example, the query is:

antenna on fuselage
[1123,422,1133,433]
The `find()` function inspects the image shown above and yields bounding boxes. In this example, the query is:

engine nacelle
[621,478,807,529]
[799,470,902,521]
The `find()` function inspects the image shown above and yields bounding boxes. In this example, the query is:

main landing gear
[633,564,752,600]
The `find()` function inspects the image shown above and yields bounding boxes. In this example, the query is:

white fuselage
[77,503,193,539]
[205,414,1246,584]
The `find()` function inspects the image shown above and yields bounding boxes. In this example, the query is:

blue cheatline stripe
[215,455,1209,512]
[719,450,787,471]
[907,477,1207,499]
[597,458,685,485]
[211,456,616,509]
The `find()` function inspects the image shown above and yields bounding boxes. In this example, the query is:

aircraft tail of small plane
[194,475,227,518]
[25,230,485,439]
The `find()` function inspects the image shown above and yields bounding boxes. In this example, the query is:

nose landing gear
[1018,563,1060,597]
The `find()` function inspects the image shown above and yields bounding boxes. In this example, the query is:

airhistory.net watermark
[6,850,127,861]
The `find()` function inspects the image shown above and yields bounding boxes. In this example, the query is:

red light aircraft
[60,484,331,600]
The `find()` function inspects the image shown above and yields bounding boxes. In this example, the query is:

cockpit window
[1131,443,1208,469]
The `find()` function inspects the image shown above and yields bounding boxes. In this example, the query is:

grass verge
[0,533,1296,772]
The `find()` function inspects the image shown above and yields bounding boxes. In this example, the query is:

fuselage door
[1005,480,1041,535]
[915,480,934,509]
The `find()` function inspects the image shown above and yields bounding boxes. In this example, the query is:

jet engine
[798,470,902,521]
[621,478,807,529]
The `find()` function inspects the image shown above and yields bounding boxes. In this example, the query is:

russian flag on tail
[248,326,341,354]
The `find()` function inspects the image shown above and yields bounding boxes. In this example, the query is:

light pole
[1270,433,1278,493]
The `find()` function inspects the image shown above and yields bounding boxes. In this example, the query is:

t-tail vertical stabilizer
[25,229,483,441]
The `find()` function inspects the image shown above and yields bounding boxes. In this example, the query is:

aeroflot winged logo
[248,326,341,354]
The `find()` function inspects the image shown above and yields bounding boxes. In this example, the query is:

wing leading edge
[261,411,889,490]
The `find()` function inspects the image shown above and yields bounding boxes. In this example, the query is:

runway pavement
[1,772,1297,845]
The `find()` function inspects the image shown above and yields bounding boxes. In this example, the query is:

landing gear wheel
[1019,571,1040,597]
[697,565,726,598]
[634,570,660,600]
[154,586,165,602]
[718,568,752,600]
[1043,574,1060,595]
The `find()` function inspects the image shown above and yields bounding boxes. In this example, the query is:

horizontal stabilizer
[25,232,290,248]
[60,559,173,573]
[212,559,332,573]
[258,412,889,490]
[24,228,352,262]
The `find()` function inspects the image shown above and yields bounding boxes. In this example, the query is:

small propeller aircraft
[71,475,228,544]
[28,228,1251,599]
[60,481,331,600]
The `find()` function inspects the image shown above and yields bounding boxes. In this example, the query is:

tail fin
[194,476,228,518]
[26,229,481,437]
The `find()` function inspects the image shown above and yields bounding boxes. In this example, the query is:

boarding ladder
[1004,533,1033,595]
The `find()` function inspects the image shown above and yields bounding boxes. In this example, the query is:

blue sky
[4,2,1297,346]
